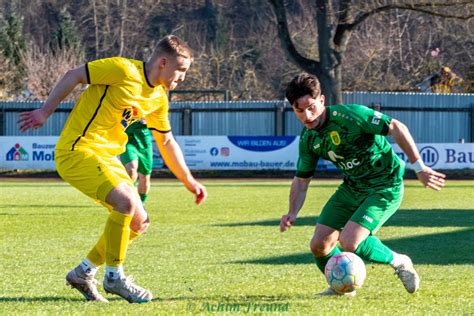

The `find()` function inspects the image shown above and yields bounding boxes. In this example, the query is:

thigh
[56,150,134,203]
[312,223,340,247]
[351,183,404,234]
[318,184,361,231]
[339,221,371,250]
[121,143,139,165]
[125,160,139,175]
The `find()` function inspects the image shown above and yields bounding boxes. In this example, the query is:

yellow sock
[129,229,140,243]
[87,227,141,266]
[87,234,106,267]
[104,210,132,267]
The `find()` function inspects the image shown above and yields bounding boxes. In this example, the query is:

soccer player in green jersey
[280,73,446,296]
[121,119,153,204]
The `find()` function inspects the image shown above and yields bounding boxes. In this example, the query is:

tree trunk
[316,0,339,105]
[333,63,343,104]
[118,0,127,56]
[92,0,99,59]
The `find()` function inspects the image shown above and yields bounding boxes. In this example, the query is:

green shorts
[318,182,404,234]
[120,142,153,176]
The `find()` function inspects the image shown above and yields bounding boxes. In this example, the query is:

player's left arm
[151,130,207,205]
[388,119,446,190]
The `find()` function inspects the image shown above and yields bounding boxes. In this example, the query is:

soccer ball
[325,252,366,294]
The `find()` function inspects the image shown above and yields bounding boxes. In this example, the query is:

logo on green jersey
[328,151,361,170]
[330,131,341,145]
[328,151,344,162]
[371,111,382,125]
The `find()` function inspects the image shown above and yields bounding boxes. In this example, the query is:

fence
[1,92,473,143]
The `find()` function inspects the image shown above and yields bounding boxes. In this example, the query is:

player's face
[158,55,192,90]
[292,94,326,130]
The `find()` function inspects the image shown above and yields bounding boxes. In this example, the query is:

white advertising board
[1,136,472,171]
[167,136,336,171]
[0,136,58,169]
[392,143,474,170]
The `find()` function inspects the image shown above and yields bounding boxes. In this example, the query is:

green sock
[354,235,394,264]
[139,193,148,203]
[315,246,341,273]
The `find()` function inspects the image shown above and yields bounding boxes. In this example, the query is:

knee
[117,193,139,215]
[144,179,151,191]
[129,170,138,183]
[125,165,138,182]
[339,237,359,252]
[309,238,335,257]
[138,175,150,191]
[132,216,150,234]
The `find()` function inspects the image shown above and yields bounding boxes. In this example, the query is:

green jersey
[296,104,405,190]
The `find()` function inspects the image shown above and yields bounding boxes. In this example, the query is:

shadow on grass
[218,216,318,227]
[217,209,474,228]
[230,228,474,265]
[0,184,68,188]
[155,293,307,302]
[0,204,99,210]
[0,296,87,303]
[0,295,298,304]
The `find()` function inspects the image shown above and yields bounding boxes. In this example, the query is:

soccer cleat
[318,287,356,297]
[393,254,420,293]
[103,275,153,303]
[66,267,109,302]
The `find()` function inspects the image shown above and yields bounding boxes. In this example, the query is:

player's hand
[185,179,208,206]
[416,167,446,191]
[18,109,49,132]
[280,213,296,232]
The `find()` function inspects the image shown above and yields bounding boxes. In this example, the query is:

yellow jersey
[56,57,170,157]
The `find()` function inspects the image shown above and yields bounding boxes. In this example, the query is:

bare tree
[118,0,127,56]
[1,0,472,99]
[0,50,16,100]
[268,0,474,104]
[91,0,100,59]
[22,44,84,101]
[342,7,473,92]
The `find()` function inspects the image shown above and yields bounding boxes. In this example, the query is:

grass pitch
[0,179,473,315]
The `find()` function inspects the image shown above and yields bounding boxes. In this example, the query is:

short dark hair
[285,73,321,106]
[151,35,193,61]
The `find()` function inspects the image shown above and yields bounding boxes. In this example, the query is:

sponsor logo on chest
[329,131,341,146]
[121,107,138,128]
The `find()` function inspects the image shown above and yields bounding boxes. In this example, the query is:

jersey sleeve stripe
[85,63,91,84]
[149,127,171,133]
[381,118,391,135]
[71,86,109,151]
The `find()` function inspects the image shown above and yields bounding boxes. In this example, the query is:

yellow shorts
[56,149,134,204]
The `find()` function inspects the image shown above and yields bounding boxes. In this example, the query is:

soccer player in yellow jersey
[18,35,207,303]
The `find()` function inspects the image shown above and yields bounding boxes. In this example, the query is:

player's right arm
[281,131,318,232]
[18,65,87,132]
[280,176,312,232]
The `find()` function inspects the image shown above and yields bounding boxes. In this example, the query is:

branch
[268,0,321,75]
[347,2,473,32]
[333,0,353,48]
